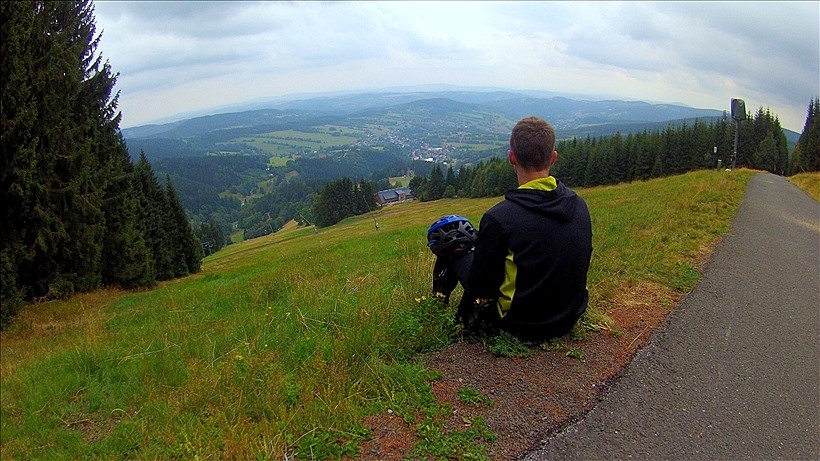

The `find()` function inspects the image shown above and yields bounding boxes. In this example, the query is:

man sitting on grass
[428,116,593,343]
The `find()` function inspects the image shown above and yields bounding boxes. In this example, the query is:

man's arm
[457,213,507,320]
[431,255,458,303]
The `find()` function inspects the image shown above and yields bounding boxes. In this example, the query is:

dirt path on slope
[355,282,682,460]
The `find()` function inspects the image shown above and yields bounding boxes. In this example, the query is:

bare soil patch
[356,282,681,460]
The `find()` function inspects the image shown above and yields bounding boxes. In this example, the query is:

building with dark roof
[376,187,413,205]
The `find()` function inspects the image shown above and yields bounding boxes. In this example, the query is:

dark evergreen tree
[408,175,426,199]
[100,143,154,288]
[445,165,457,191]
[632,131,657,180]
[1,1,182,325]
[714,115,736,168]
[495,158,518,193]
[456,166,470,196]
[469,164,487,197]
[196,218,226,256]
[735,118,755,168]
[10,0,105,297]
[554,137,588,187]
[792,97,820,173]
[610,133,628,184]
[584,143,610,187]
[165,176,202,276]
[355,179,377,214]
[753,133,779,174]
[1,1,190,327]
[312,177,367,227]
[689,119,713,170]
[1,0,39,322]
[135,152,174,281]
[426,164,446,200]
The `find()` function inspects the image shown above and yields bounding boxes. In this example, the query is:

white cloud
[93,1,819,131]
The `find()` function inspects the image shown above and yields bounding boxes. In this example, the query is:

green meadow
[230,129,361,156]
[0,170,757,460]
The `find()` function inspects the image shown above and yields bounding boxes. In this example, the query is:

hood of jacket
[504,180,578,222]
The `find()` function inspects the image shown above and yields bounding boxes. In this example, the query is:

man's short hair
[510,116,555,171]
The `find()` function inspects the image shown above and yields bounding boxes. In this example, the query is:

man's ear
[508,149,517,166]
[549,150,558,166]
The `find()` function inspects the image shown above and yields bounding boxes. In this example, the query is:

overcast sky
[93,1,819,132]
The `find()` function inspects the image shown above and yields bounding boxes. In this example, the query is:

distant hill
[123,90,800,154]
[122,93,721,140]
[120,90,798,242]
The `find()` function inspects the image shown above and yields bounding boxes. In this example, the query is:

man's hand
[431,256,458,303]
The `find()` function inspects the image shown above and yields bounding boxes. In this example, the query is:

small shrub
[458,386,493,407]
[540,339,567,352]
[487,331,533,358]
[49,278,75,300]
[566,348,584,361]
[409,410,496,460]
[387,295,458,360]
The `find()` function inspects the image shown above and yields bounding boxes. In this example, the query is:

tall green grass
[788,172,820,202]
[0,169,756,460]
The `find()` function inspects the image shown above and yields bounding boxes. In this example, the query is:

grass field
[388,175,412,187]
[268,155,292,168]
[788,171,820,201]
[230,129,360,156]
[0,169,757,460]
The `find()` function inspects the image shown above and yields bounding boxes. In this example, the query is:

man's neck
[516,168,550,186]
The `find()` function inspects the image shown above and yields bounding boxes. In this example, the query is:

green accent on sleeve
[497,250,516,318]
[519,176,558,192]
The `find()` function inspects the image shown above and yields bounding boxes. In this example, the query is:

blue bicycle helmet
[426,215,477,256]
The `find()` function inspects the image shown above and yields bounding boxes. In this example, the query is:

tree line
[792,97,820,173]
[1,0,202,327]
[411,105,819,201]
[311,178,377,228]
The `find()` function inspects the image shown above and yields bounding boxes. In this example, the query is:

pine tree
[610,133,628,184]
[793,98,820,173]
[427,164,445,200]
[632,132,657,180]
[2,0,119,309]
[356,179,376,214]
[135,152,174,281]
[456,165,471,196]
[195,218,226,255]
[1,0,38,322]
[166,176,202,276]
[584,143,609,187]
[753,133,779,173]
[445,165,457,190]
[408,176,425,199]
[100,142,154,288]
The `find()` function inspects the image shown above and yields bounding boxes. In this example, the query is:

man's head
[509,116,557,172]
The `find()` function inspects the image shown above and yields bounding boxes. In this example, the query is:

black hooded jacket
[461,177,593,341]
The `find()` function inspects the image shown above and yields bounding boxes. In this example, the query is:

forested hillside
[119,86,811,246]
[408,108,795,205]
[1,1,202,327]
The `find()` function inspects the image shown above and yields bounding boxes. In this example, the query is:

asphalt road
[524,173,820,461]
